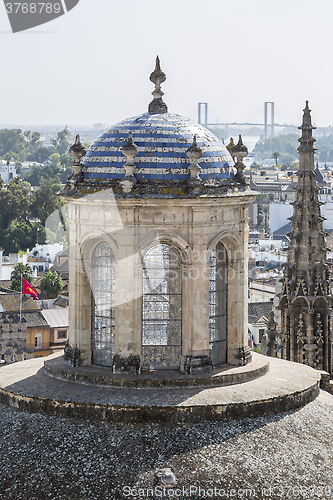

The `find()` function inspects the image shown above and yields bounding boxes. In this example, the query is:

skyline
[1,0,333,127]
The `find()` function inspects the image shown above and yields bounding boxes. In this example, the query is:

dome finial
[120,132,139,193]
[186,134,203,183]
[69,134,86,172]
[148,56,168,114]
[232,135,248,185]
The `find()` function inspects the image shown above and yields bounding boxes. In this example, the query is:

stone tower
[279,101,333,374]
[61,57,256,372]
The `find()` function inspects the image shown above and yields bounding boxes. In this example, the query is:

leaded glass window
[209,242,228,365]
[91,242,115,367]
[142,244,182,369]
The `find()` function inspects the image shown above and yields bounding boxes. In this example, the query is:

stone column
[181,247,212,374]
[67,226,92,366]
[228,254,251,365]
[113,233,139,372]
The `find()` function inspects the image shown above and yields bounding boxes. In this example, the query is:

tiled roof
[0,294,40,313]
[22,311,48,328]
[248,302,273,324]
[82,113,234,182]
[50,260,69,273]
[53,295,69,307]
[273,222,291,236]
[0,281,16,292]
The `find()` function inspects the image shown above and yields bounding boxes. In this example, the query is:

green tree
[59,152,72,169]
[1,220,35,254]
[52,130,71,155]
[250,161,262,170]
[29,179,63,225]
[6,177,30,219]
[10,262,34,292]
[271,151,280,166]
[40,271,63,298]
[0,177,31,230]
[49,153,61,168]
[0,129,27,159]
[15,161,22,177]
[27,145,56,163]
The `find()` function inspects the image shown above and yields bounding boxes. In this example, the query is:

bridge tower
[264,102,275,139]
[198,102,208,127]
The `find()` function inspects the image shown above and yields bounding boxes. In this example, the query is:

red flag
[22,278,38,300]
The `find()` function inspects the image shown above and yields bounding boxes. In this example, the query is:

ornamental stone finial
[226,137,236,163]
[69,134,86,174]
[63,135,86,193]
[120,131,139,192]
[231,135,248,185]
[186,135,203,183]
[148,56,168,114]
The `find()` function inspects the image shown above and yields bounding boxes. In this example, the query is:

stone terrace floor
[0,368,332,498]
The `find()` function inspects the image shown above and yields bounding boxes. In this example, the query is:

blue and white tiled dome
[82,112,234,182]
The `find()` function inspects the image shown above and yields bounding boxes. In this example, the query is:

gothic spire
[297,100,316,155]
[279,102,333,374]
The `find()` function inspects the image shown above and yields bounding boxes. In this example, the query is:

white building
[0,161,16,182]
[269,202,293,233]
[28,243,63,264]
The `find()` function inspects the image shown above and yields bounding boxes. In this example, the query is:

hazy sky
[1,0,333,128]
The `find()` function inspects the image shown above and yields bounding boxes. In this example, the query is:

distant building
[248,302,273,345]
[28,243,63,264]
[41,308,68,350]
[269,203,293,233]
[0,293,51,358]
[0,161,16,182]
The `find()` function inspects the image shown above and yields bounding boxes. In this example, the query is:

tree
[1,220,36,254]
[40,271,63,298]
[52,130,71,155]
[272,151,280,166]
[15,161,22,177]
[10,262,34,292]
[60,153,72,168]
[250,161,262,170]
[49,153,61,168]
[0,177,31,230]
[0,129,27,159]
[29,179,63,225]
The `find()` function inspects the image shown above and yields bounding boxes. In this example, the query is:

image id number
[5,3,62,14]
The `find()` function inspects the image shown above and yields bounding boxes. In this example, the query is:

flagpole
[20,272,22,322]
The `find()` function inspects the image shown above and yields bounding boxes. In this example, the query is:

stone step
[44,352,269,388]
[0,353,322,424]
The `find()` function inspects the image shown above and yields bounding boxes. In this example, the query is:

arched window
[209,242,228,365]
[142,244,182,369]
[91,242,115,367]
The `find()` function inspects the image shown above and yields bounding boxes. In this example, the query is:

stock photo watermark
[3,0,80,33]
[122,484,333,498]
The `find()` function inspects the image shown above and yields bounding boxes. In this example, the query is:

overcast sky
[1,0,333,128]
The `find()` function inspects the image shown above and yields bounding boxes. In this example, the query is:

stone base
[0,353,323,424]
[237,346,252,366]
[182,355,213,375]
[112,354,140,374]
[64,341,82,367]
